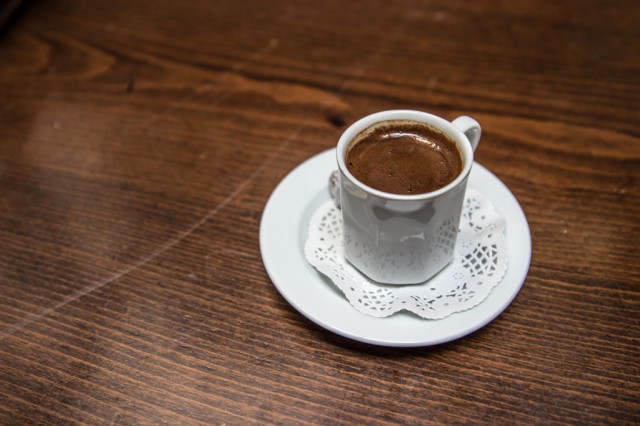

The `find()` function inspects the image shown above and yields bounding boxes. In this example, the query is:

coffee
[345,120,463,195]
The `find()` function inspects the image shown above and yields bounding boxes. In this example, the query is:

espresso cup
[336,110,481,284]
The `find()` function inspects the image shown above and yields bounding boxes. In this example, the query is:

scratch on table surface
[0,130,292,341]
[139,37,279,129]
[0,21,410,341]
[0,39,281,342]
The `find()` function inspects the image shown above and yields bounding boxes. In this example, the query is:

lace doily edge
[309,258,508,319]
[304,199,509,320]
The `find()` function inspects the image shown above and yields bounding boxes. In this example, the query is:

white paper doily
[305,188,507,319]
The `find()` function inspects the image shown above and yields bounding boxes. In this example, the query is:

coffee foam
[345,120,462,195]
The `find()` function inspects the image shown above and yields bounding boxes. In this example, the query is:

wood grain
[1,0,638,424]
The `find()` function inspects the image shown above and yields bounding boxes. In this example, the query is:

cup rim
[336,110,474,201]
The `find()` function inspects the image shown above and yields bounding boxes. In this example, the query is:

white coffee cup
[336,110,481,284]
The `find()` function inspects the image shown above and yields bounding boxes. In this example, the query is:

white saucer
[260,149,531,347]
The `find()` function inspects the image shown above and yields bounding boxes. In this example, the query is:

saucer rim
[260,149,531,347]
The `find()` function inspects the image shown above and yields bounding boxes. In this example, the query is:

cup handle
[452,116,481,152]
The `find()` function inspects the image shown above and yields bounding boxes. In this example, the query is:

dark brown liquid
[346,120,463,195]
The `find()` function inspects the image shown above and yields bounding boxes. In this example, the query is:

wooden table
[1,0,638,424]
